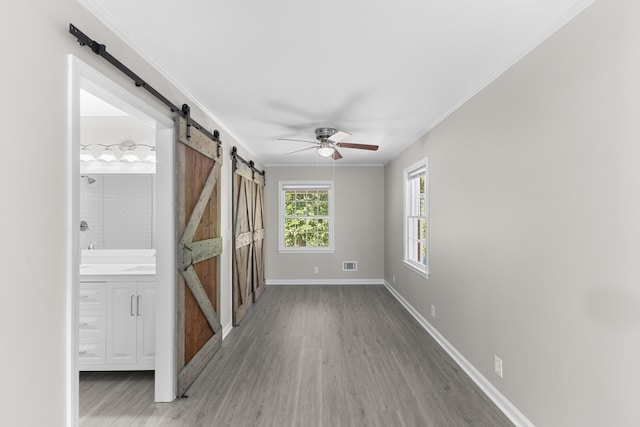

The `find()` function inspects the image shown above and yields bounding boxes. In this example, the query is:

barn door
[232,153,266,326]
[232,160,254,325]
[252,174,266,301]
[175,115,223,396]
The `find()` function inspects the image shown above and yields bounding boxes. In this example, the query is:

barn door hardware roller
[231,146,266,179]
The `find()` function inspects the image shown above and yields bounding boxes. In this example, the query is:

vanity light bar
[80,144,156,163]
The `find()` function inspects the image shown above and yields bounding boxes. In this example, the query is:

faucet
[88,241,96,250]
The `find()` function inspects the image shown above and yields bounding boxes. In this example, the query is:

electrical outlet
[494,355,503,378]
[314,266,319,274]
[392,274,396,283]
[431,305,436,318]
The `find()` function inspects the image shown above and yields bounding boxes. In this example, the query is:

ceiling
[81,90,128,117]
[80,0,593,165]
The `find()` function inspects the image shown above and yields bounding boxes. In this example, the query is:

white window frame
[403,158,429,278]
[278,180,335,253]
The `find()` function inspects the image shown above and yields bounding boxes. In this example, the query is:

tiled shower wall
[79,176,103,250]
[80,174,153,250]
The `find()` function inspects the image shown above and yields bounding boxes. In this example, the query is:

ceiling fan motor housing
[315,127,338,141]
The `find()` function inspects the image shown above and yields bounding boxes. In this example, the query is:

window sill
[278,248,335,254]
[403,260,429,279]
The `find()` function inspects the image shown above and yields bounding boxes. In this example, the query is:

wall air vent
[343,261,357,271]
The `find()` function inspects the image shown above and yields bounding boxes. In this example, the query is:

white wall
[384,0,640,425]
[0,1,253,425]
[265,166,384,282]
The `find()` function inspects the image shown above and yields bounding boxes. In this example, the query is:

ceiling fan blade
[286,146,318,155]
[328,130,351,143]
[336,142,379,151]
[332,148,343,160]
[277,138,318,144]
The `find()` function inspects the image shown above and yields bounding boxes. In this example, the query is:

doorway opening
[68,56,176,425]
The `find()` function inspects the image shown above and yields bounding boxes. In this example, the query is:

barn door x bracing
[232,155,265,326]
[175,116,223,396]
[252,174,266,302]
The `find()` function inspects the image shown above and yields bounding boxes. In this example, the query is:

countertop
[80,263,156,277]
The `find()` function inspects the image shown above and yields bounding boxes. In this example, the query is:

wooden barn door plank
[178,161,221,245]
[253,175,266,302]
[232,161,255,325]
[178,238,223,270]
[180,266,222,333]
[232,157,266,324]
[175,116,223,396]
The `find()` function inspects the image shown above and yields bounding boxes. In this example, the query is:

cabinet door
[79,283,106,310]
[137,283,156,367]
[79,337,106,365]
[106,282,138,365]
[79,310,105,338]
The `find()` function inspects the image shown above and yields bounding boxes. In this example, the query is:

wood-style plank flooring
[80,285,513,426]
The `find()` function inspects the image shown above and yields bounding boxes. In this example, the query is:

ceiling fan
[277,127,378,160]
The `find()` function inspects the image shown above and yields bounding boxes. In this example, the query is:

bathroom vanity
[79,250,156,371]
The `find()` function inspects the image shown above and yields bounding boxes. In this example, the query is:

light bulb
[143,147,157,163]
[80,146,95,162]
[121,147,140,162]
[317,145,335,158]
[98,147,117,162]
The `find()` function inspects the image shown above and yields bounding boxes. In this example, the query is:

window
[278,181,334,253]
[403,159,429,277]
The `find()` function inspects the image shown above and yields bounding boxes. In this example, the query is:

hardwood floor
[80,285,513,426]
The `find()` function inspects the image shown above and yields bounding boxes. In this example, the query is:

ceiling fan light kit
[278,127,379,160]
[317,141,335,157]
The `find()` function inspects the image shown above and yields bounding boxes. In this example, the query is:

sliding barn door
[232,155,266,326]
[175,116,223,396]
[232,161,254,325]
[252,174,266,301]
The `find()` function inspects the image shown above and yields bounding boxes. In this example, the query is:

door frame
[67,56,176,425]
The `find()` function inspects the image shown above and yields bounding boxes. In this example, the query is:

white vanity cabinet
[78,283,107,365]
[79,279,156,370]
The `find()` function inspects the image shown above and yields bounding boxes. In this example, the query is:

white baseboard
[266,279,385,285]
[383,281,535,427]
[222,322,233,339]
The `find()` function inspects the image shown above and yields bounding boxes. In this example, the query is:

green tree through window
[279,181,334,252]
[404,159,429,276]
[284,189,330,247]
